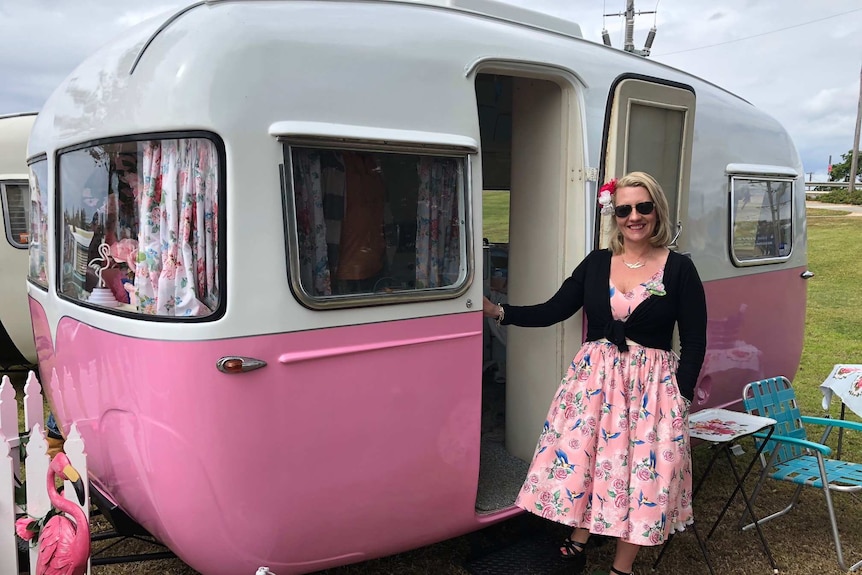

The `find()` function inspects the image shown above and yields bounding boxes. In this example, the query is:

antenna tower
[602,0,657,57]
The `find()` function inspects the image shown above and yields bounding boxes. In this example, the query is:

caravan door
[598,76,696,252]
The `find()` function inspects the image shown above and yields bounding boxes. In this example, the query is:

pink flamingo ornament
[36,452,90,575]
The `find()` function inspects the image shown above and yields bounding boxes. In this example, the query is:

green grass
[793,214,862,444]
[807,207,851,217]
[482,190,510,243]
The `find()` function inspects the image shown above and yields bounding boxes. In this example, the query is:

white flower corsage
[644,280,666,297]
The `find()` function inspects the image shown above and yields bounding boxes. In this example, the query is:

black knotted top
[604,319,630,352]
[501,249,707,400]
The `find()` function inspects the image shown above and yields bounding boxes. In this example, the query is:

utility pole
[849,63,861,194]
[602,0,657,57]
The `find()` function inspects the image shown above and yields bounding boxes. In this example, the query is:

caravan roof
[203,0,584,38]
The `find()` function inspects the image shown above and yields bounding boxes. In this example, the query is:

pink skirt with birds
[514,340,694,546]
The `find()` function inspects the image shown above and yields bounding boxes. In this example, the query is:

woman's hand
[482,296,501,319]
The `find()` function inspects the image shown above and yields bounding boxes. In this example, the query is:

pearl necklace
[623,259,645,269]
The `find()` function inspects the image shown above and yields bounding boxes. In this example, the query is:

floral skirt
[514,340,693,546]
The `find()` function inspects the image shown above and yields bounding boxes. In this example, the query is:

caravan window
[57,137,222,318]
[285,146,467,306]
[730,177,793,264]
[27,159,48,288]
[1,181,29,248]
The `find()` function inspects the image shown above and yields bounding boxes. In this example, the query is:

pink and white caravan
[25,1,808,573]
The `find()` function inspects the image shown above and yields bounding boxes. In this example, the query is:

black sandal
[610,567,633,575]
[560,538,587,567]
[551,537,587,575]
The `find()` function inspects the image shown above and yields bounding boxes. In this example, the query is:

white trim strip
[726,163,798,177]
[269,121,478,152]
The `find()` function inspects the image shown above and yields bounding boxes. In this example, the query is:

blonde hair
[608,171,673,255]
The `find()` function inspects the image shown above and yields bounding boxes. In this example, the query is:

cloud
[116,6,179,28]
[803,85,859,117]
[644,1,862,173]
[0,1,182,115]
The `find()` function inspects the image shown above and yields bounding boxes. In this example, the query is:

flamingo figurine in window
[36,452,90,575]
[87,242,118,307]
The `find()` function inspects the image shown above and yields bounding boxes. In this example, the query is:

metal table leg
[705,426,779,573]
[688,521,717,575]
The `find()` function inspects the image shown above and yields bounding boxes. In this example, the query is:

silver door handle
[217,356,268,374]
[670,222,682,246]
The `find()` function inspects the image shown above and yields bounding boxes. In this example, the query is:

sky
[1,0,860,181]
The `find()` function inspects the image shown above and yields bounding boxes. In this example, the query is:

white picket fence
[0,371,275,575]
[0,371,90,575]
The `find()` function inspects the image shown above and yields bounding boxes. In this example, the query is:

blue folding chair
[742,376,862,572]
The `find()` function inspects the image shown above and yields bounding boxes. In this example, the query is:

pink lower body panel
[697,266,806,410]
[29,299,490,575]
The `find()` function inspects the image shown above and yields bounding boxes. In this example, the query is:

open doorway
[475,71,578,513]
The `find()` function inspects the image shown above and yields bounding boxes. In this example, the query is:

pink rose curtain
[291,150,463,295]
[134,139,219,316]
[292,150,332,296]
[415,157,461,288]
[28,163,49,285]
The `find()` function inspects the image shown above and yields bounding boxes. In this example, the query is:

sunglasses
[613,201,655,218]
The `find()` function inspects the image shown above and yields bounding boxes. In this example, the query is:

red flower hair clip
[598,178,616,215]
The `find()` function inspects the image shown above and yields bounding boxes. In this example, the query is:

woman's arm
[486,252,596,328]
[675,258,708,401]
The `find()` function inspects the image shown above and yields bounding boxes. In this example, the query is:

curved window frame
[54,131,227,322]
[26,155,49,291]
[279,135,475,310]
[728,166,796,267]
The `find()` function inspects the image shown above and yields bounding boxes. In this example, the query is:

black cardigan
[501,249,707,400]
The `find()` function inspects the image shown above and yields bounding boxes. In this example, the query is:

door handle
[217,356,268,374]
[670,221,682,246]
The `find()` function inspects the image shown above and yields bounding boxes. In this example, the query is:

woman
[483,171,707,575]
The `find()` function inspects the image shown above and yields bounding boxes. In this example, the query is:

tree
[829,149,862,182]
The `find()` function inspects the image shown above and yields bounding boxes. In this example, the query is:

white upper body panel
[27,0,803,341]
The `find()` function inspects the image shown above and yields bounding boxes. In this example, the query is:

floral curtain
[134,139,219,316]
[28,163,49,285]
[415,157,461,288]
[292,150,332,296]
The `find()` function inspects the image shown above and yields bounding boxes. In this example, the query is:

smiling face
[614,185,656,246]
